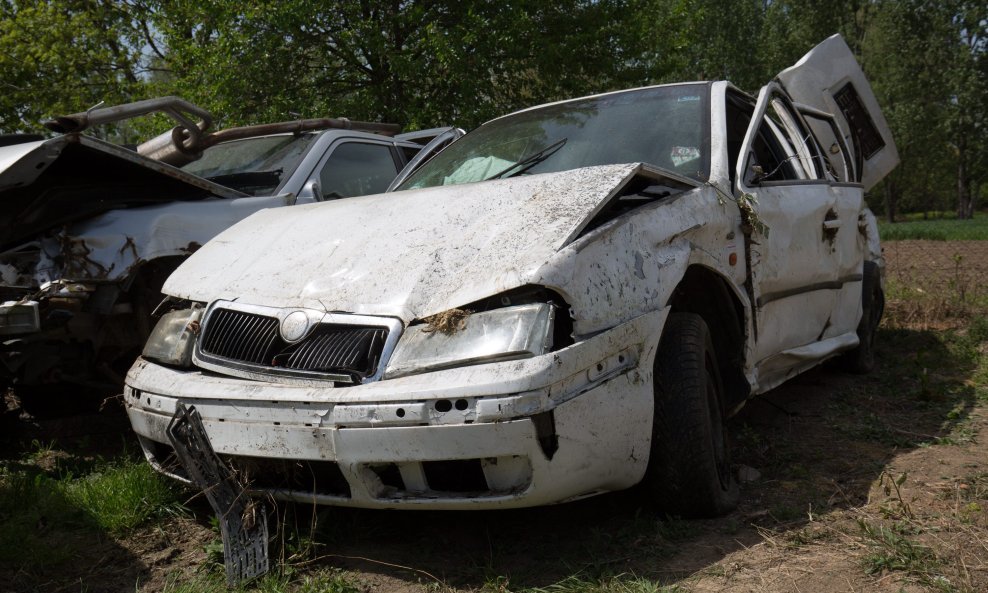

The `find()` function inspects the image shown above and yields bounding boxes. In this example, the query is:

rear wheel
[643,312,739,517]
[840,261,883,374]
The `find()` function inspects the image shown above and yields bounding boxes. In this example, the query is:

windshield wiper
[486,138,568,180]
[205,169,282,192]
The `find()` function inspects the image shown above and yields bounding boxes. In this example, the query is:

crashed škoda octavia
[125,35,896,517]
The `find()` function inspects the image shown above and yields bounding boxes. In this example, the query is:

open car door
[387,126,465,192]
[776,34,898,191]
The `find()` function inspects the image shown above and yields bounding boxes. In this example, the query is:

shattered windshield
[399,83,710,190]
[181,133,318,195]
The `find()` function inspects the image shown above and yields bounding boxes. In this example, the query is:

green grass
[63,459,184,533]
[521,574,684,593]
[0,447,183,574]
[878,211,988,241]
[160,569,363,593]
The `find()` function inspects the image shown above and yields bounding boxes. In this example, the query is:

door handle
[823,209,841,241]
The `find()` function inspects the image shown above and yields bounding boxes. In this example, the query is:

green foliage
[0,0,982,219]
[0,0,148,137]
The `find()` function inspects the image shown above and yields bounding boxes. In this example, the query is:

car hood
[165,163,669,321]
[0,134,245,250]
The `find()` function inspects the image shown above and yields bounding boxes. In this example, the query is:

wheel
[643,312,739,517]
[840,261,883,374]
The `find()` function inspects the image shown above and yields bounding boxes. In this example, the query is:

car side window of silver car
[317,142,400,200]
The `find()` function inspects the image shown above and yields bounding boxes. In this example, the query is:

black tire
[840,261,884,374]
[643,312,739,517]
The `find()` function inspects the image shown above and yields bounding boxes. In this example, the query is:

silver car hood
[165,163,655,321]
[0,134,246,250]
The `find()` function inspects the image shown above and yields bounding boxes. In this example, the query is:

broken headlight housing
[384,303,554,379]
[142,307,203,367]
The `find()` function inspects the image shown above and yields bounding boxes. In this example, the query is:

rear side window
[318,143,399,199]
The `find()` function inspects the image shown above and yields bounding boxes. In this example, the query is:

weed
[877,471,913,520]
[654,515,697,541]
[784,526,830,549]
[857,519,954,591]
[523,573,683,593]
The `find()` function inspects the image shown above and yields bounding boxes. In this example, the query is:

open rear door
[776,34,898,191]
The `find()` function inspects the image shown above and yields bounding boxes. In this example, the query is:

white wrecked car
[126,35,896,516]
[0,97,453,409]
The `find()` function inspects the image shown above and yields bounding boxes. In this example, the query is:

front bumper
[126,308,668,509]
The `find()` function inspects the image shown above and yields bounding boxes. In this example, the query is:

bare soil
[2,324,985,593]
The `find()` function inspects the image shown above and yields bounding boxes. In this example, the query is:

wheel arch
[666,265,750,412]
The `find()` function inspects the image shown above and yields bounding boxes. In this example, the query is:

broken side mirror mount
[299,179,322,202]
[744,154,765,186]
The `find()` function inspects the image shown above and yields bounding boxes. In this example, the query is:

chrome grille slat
[198,307,390,382]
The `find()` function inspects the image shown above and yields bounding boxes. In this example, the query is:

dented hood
[165,164,659,321]
[0,134,245,250]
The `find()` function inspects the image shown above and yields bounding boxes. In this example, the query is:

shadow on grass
[268,326,982,591]
[0,424,181,593]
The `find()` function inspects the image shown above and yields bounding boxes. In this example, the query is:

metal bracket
[167,403,269,586]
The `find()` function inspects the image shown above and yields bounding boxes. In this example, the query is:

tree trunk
[884,178,897,223]
[956,133,973,219]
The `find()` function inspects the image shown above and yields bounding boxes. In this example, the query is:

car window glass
[725,93,754,186]
[802,113,849,182]
[318,143,398,199]
[400,84,711,189]
[181,133,319,195]
[400,146,420,164]
[745,94,826,184]
[769,97,825,180]
[747,118,799,182]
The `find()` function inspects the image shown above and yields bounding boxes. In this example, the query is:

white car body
[126,35,897,511]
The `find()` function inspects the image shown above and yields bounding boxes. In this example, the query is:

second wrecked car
[125,35,896,516]
[0,98,452,407]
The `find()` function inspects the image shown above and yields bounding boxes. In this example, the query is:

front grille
[199,308,388,381]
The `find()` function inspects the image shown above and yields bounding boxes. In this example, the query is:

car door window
[744,91,829,184]
[318,142,399,199]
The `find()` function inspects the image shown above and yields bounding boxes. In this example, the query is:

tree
[0,0,149,136]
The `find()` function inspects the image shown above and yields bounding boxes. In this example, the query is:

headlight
[142,307,203,367]
[384,303,554,379]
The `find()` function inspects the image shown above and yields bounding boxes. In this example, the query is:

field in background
[1,235,986,593]
[879,212,988,242]
[883,240,988,328]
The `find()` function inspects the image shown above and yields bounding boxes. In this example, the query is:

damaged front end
[124,159,706,509]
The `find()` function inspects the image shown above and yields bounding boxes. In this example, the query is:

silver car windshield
[400,83,710,190]
[181,133,319,196]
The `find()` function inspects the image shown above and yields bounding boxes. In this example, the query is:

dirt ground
[2,323,985,593]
